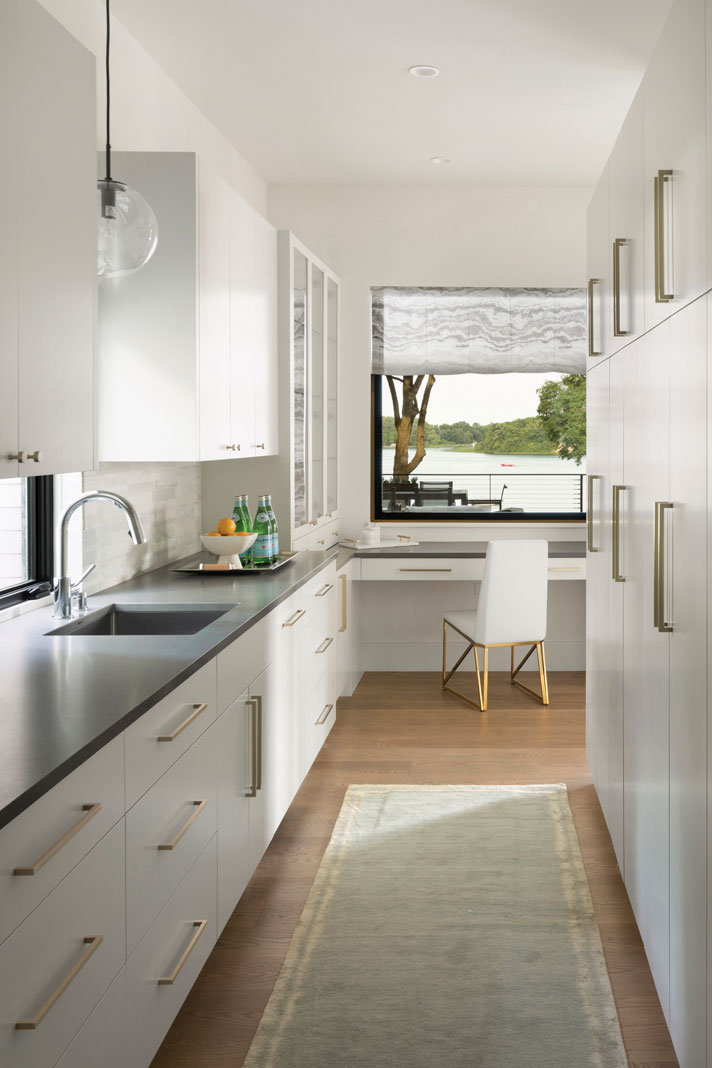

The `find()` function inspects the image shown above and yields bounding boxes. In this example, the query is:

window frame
[371,376,586,524]
[0,475,55,610]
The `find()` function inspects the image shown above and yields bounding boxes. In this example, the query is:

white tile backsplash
[81,462,201,594]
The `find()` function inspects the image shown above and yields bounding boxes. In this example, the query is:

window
[0,476,54,609]
[371,286,587,522]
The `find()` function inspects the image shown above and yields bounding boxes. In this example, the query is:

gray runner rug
[242,784,627,1068]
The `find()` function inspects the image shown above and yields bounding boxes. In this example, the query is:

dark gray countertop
[0,548,338,830]
[351,540,585,559]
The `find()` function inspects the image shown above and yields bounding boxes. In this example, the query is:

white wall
[265,184,591,669]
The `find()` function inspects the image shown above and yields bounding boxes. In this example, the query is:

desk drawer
[360,558,484,582]
[126,725,217,955]
[547,561,586,580]
[125,660,217,808]
[0,822,125,1068]
[0,737,124,946]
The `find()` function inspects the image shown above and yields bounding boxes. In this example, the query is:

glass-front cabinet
[278,232,340,548]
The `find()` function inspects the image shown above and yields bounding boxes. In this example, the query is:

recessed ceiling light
[430,156,453,165]
[409,65,440,78]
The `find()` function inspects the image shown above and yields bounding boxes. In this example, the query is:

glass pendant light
[97,0,158,278]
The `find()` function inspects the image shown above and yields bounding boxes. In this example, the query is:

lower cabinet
[216,691,251,934]
[55,970,127,1068]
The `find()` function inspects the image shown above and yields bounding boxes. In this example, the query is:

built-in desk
[352,540,585,582]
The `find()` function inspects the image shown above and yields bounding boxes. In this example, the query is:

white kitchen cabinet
[622,323,671,1019]
[98,152,278,462]
[643,0,707,330]
[0,0,95,479]
[608,86,645,353]
[0,822,125,1068]
[668,297,707,1067]
[336,561,363,698]
[607,352,625,873]
[585,167,611,369]
[277,232,340,548]
[54,969,126,1068]
[216,692,251,934]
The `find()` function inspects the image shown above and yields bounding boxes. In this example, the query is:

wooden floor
[151,671,678,1068]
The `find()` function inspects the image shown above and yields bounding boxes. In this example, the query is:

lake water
[380,448,586,512]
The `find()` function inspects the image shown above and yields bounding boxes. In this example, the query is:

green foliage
[472,416,556,456]
[536,374,587,465]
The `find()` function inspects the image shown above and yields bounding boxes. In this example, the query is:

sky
[381,372,564,426]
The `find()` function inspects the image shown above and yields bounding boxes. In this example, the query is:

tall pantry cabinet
[586,0,711,1061]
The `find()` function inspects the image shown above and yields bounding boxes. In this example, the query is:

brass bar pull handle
[246,698,258,797]
[338,573,347,633]
[16,935,103,1029]
[157,921,207,986]
[158,702,207,742]
[654,501,674,632]
[612,485,627,582]
[316,637,334,654]
[158,800,207,851]
[587,278,602,356]
[315,704,333,726]
[398,568,452,573]
[612,239,630,336]
[14,803,102,876]
[587,475,600,553]
[315,583,333,597]
[255,695,262,792]
[654,170,674,302]
[282,608,306,628]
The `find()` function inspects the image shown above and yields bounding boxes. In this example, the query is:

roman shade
[371,287,587,375]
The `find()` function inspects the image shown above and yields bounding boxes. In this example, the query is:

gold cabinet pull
[16,935,103,1029]
[245,697,261,798]
[157,702,207,742]
[157,921,206,985]
[315,583,333,597]
[315,703,333,726]
[654,170,673,302]
[398,568,452,572]
[282,608,306,628]
[587,475,600,553]
[338,572,347,633]
[587,278,602,357]
[158,800,207,851]
[654,501,673,632]
[612,239,630,336]
[612,485,627,582]
[13,803,102,876]
[315,637,333,654]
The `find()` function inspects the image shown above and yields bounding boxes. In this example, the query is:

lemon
[217,517,237,535]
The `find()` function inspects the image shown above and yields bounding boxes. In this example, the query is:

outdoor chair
[467,483,507,510]
[442,540,549,711]
[416,480,454,507]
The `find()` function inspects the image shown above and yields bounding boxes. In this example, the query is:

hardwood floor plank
[150,671,677,1068]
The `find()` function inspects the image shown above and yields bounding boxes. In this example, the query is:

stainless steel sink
[46,603,236,637]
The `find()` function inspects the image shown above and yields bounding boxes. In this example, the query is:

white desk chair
[442,540,550,711]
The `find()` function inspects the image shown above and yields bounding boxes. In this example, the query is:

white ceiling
[112,0,673,186]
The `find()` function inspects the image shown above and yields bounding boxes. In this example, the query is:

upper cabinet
[608,87,645,350]
[97,152,278,462]
[277,233,340,549]
[586,166,611,368]
[643,0,706,330]
[0,0,95,479]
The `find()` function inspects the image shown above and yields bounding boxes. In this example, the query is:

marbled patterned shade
[371,287,586,375]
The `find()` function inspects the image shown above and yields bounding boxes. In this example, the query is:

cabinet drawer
[0,736,124,945]
[126,725,218,955]
[300,596,338,702]
[0,821,125,1068]
[217,612,270,713]
[302,672,337,777]
[293,518,340,551]
[125,660,217,808]
[54,968,126,1068]
[303,562,337,605]
[127,836,217,1068]
[360,558,484,582]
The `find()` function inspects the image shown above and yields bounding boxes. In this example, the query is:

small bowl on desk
[200,532,258,569]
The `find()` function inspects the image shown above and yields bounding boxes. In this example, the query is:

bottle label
[272,532,279,558]
[253,534,271,562]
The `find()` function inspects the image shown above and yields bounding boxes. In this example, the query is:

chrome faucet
[53,490,147,619]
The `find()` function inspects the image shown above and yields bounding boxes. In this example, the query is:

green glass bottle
[252,495,272,568]
[232,495,254,567]
[265,495,279,563]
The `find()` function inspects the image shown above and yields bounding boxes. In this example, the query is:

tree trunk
[387,374,436,479]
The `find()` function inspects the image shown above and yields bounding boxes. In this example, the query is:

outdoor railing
[381,472,586,514]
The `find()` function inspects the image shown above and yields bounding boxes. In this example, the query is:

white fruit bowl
[200,532,258,569]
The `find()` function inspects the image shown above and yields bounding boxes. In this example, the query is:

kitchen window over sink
[0,476,54,610]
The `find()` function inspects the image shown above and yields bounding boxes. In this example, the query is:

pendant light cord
[104,0,112,180]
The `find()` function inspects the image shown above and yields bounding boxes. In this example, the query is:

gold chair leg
[442,620,482,709]
[510,642,549,706]
[538,642,550,705]
[482,647,489,711]
[474,645,484,710]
